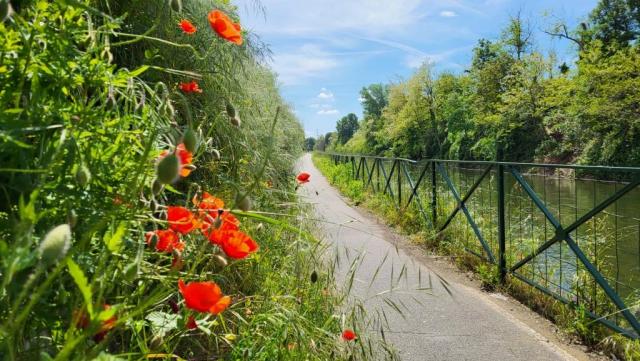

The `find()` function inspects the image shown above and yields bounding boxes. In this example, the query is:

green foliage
[0,1,359,360]
[333,0,640,169]
[335,113,359,145]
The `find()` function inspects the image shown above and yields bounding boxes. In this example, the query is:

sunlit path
[297,153,587,361]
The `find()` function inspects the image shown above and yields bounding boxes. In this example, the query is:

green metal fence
[322,152,640,339]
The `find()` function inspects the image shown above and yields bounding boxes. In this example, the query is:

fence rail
[320,152,640,339]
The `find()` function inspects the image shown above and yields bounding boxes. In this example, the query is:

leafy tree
[587,0,639,48]
[359,84,389,119]
[336,113,359,145]
[304,137,316,151]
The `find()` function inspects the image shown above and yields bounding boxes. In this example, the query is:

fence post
[397,160,402,207]
[431,161,437,227]
[497,145,507,283]
[351,157,355,179]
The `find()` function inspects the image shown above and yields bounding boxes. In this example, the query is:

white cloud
[270,45,338,85]
[439,10,457,17]
[317,88,334,100]
[317,108,339,115]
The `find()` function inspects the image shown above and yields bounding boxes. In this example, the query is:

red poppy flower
[296,172,311,184]
[202,211,240,244]
[219,230,258,259]
[193,192,225,211]
[186,315,197,330]
[74,304,117,342]
[342,329,357,341]
[178,279,231,314]
[180,80,203,94]
[160,143,194,177]
[207,10,243,45]
[167,206,200,234]
[179,19,197,34]
[145,229,185,253]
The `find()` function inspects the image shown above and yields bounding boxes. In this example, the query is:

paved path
[296,153,578,361]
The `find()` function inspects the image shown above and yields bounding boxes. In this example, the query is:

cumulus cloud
[317,88,334,100]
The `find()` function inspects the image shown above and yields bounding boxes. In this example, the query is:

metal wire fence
[322,152,640,339]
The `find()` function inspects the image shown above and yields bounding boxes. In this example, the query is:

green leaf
[104,222,127,253]
[67,259,93,317]
[128,65,150,78]
[146,311,179,337]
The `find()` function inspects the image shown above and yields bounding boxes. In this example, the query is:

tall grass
[0,1,376,359]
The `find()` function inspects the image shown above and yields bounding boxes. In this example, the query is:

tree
[359,84,389,119]
[304,137,316,151]
[335,113,359,145]
[502,11,533,60]
[588,0,639,48]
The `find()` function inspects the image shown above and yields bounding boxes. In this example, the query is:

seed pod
[152,179,163,195]
[236,195,251,212]
[169,0,182,12]
[310,270,318,283]
[212,216,223,230]
[156,153,180,184]
[182,127,198,153]
[75,164,91,187]
[211,149,221,161]
[39,224,72,265]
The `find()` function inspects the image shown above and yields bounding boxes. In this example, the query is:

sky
[240,0,599,138]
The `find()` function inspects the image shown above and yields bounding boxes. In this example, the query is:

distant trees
[334,0,640,166]
[304,137,316,151]
[335,113,359,145]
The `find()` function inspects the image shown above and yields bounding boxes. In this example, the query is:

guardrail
[319,152,640,339]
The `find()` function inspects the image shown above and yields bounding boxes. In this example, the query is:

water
[396,162,640,312]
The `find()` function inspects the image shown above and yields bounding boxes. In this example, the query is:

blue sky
[241,0,598,137]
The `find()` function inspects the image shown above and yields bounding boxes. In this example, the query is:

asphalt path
[296,153,577,361]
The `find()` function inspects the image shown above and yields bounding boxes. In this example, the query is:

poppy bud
[75,164,91,187]
[212,149,221,161]
[39,224,72,265]
[183,127,198,153]
[67,209,78,228]
[184,164,197,171]
[156,153,180,184]
[236,195,251,212]
[171,250,183,270]
[0,0,12,22]
[213,254,228,268]
[150,334,164,349]
[224,333,237,342]
[226,101,236,118]
[256,223,264,231]
[310,270,318,283]
[150,198,158,212]
[152,179,163,195]
[169,0,182,12]
[123,261,138,282]
[230,115,241,127]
